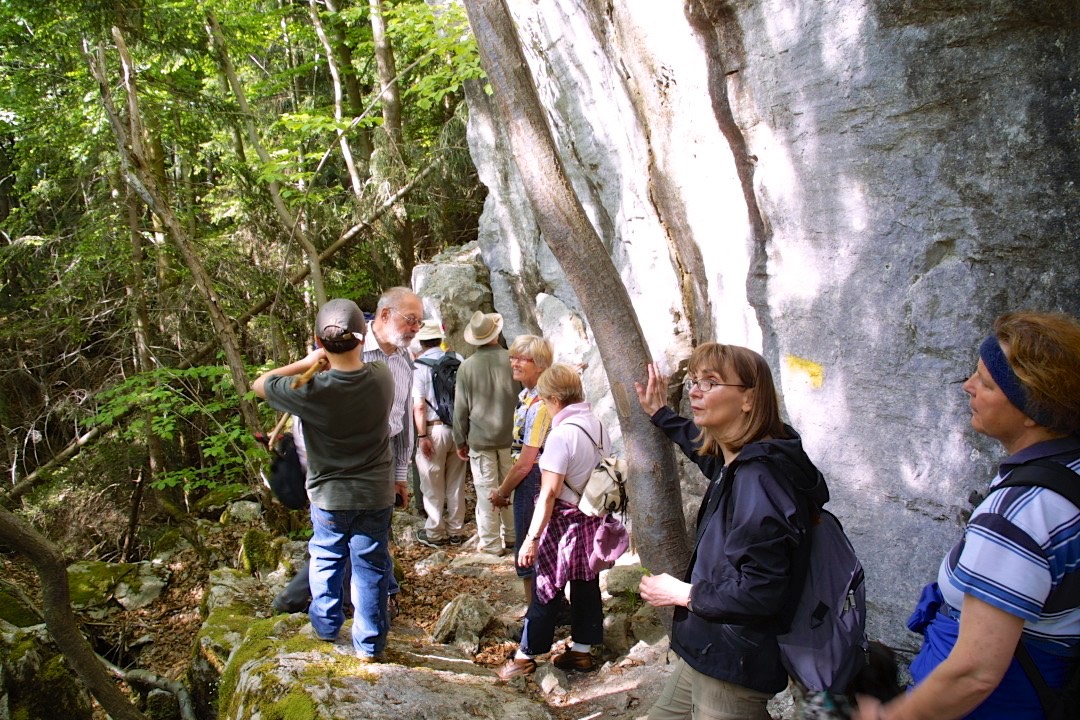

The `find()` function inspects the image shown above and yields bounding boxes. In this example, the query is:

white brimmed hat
[463,311,503,346]
[415,319,444,342]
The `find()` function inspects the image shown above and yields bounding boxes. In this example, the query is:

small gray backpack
[777,506,868,694]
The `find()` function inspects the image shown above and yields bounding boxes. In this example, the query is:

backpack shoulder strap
[997,457,1080,714]
[415,356,437,368]
[559,419,606,499]
[995,458,1080,509]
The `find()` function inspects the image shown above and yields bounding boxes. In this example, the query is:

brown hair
[537,363,585,407]
[688,343,788,455]
[994,311,1080,436]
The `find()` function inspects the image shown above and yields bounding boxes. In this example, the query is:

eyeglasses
[683,377,748,393]
[509,356,534,364]
[391,308,422,327]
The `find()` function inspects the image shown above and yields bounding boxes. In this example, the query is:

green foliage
[88,365,264,493]
[383,1,485,114]
[1,0,485,517]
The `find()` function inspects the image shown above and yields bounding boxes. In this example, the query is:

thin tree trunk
[462,0,691,577]
[86,30,263,437]
[368,0,414,278]
[204,9,327,305]
[325,0,373,175]
[0,506,147,720]
[123,185,160,561]
[368,0,403,155]
[309,0,364,199]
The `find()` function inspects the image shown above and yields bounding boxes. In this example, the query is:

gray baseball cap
[316,299,367,342]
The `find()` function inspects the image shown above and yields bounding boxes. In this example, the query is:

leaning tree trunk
[205,9,328,305]
[463,0,691,577]
[85,30,263,438]
[0,507,147,720]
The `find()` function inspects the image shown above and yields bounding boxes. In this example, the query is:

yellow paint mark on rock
[785,355,824,389]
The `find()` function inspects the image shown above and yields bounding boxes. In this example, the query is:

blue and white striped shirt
[939,437,1080,651]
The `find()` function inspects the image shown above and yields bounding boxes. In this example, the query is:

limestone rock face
[457,0,1080,649]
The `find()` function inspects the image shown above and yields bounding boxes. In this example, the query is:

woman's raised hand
[634,362,668,416]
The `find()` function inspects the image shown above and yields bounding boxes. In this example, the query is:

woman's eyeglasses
[683,377,748,393]
[509,356,535,364]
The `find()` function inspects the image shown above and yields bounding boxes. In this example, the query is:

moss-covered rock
[239,528,280,576]
[66,560,169,613]
[0,623,93,719]
[0,589,40,628]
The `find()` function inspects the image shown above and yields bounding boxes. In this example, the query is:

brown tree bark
[0,506,147,720]
[85,30,263,438]
[462,0,691,577]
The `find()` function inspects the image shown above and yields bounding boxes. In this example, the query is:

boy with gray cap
[253,298,395,662]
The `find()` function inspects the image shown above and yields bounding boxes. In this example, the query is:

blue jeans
[308,505,393,657]
[512,465,541,579]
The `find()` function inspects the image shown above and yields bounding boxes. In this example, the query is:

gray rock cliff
[443,0,1080,649]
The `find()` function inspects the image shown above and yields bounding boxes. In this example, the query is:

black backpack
[268,432,308,510]
[416,354,460,427]
[993,458,1080,720]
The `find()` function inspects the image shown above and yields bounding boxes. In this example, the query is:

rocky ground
[388,528,675,720]
[1,501,680,719]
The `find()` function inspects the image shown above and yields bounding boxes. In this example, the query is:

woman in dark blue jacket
[636,343,828,720]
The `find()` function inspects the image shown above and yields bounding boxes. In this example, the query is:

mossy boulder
[239,528,281,576]
[67,560,170,614]
[0,588,40,628]
[0,622,93,719]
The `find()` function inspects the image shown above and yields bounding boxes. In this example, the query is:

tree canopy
[1,0,485,525]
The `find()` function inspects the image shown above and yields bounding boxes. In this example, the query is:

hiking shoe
[448,534,465,545]
[416,530,448,548]
[552,649,596,672]
[495,657,537,680]
[356,651,387,664]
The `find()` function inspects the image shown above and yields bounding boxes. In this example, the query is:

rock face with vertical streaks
[431,0,1080,649]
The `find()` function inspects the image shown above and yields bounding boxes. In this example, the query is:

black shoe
[417,530,449,548]
[448,534,464,545]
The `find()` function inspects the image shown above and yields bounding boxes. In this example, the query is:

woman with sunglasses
[635,343,828,719]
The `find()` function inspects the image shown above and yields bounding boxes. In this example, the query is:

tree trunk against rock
[0,506,147,720]
[463,0,691,577]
